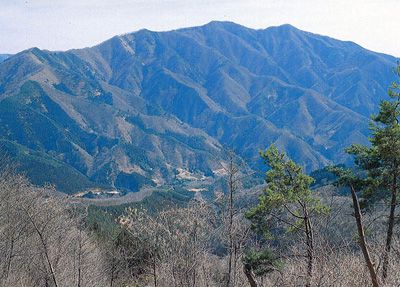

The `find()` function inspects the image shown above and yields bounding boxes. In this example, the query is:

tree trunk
[243,265,258,287]
[109,262,115,287]
[382,172,397,282]
[350,184,380,287]
[303,209,314,287]
[232,245,238,287]
[108,254,116,287]
[77,229,82,287]
[153,257,157,287]
[4,237,14,280]
[25,209,59,287]
[226,156,236,287]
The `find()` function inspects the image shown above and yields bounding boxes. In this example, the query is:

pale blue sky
[1,0,399,56]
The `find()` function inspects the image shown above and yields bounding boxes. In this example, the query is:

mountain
[0,21,397,193]
[0,54,11,63]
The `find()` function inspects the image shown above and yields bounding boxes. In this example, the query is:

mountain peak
[201,21,300,31]
[190,21,302,34]
[0,20,398,193]
[263,23,304,35]
[272,23,298,29]
[202,20,245,28]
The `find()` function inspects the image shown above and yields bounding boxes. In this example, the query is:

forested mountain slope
[0,54,11,63]
[0,21,397,193]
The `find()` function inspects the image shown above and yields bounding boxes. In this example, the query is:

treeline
[0,66,399,287]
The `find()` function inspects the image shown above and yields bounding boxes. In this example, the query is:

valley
[0,21,397,195]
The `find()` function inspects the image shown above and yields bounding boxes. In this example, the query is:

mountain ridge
[0,54,11,61]
[0,21,398,193]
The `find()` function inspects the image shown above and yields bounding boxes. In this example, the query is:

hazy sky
[1,0,399,56]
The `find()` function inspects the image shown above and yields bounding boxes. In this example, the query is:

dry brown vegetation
[1,165,400,287]
[0,169,107,286]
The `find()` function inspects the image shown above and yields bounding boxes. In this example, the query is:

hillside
[0,21,398,193]
[0,54,11,63]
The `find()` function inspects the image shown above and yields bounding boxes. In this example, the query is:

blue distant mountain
[0,21,397,193]
[0,54,11,63]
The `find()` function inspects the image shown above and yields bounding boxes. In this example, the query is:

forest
[0,66,400,287]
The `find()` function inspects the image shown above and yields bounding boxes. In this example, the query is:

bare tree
[330,167,380,287]
[0,167,107,287]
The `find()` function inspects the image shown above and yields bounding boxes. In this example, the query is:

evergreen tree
[345,64,400,282]
[246,145,328,287]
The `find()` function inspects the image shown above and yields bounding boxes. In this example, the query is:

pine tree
[246,145,328,287]
[345,64,400,282]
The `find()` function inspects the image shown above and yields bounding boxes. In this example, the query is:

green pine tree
[246,145,328,287]
[345,64,400,282]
